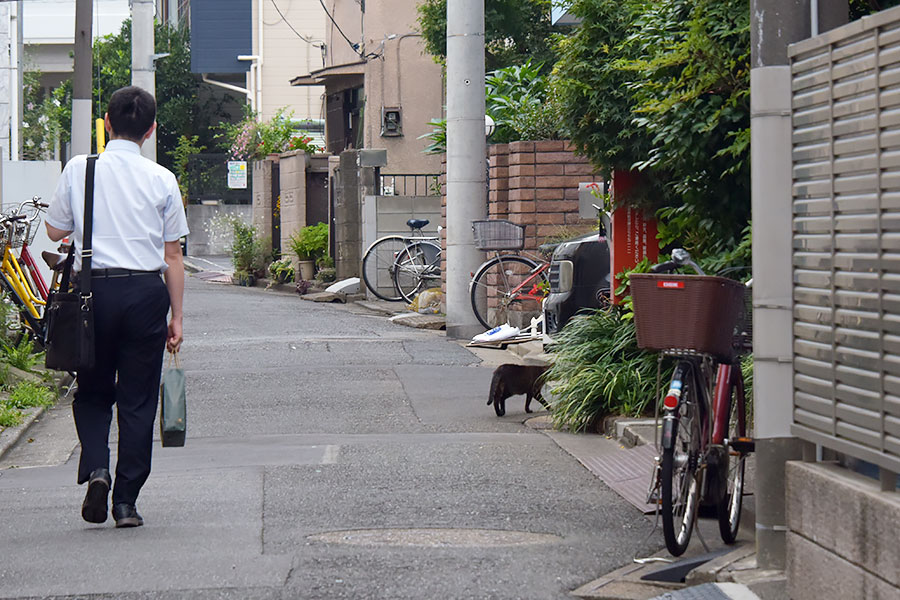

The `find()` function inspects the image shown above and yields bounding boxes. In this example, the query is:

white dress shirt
[46,139,190,272]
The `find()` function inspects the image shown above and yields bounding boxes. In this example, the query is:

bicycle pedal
[729,437,755,454]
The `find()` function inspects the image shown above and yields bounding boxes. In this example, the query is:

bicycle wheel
[470,255,546,330]
[717,373,747,544]
[661,363,702,556]
[393,241,441,303]
[361,236,407,301]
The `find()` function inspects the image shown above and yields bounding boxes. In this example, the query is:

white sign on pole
[227,161,248,189]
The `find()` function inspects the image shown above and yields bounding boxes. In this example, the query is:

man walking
[45,86,188,528]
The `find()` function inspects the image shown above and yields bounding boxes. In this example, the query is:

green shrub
[289,222,328,261]
[268,258,295,283]
[546,307,667,431]
[0,403,22,428]
[1,337,41,372]
[229,219,267,277]
[8,381,54,409]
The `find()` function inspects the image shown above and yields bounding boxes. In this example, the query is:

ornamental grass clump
[546,307,665,432]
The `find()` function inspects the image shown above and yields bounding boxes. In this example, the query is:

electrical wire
[318,0,362,58]
[270,0,321,46]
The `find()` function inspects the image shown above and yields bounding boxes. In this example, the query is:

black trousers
[73,274,170,506]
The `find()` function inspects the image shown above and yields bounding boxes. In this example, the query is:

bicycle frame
[712,362,745,445]
[2,245,44,318]
[499,260,549,304]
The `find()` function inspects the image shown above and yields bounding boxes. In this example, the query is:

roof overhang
[290,61,366,87]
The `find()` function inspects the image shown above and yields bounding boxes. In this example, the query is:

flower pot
[298,260,315,281]
[233,272,256,287]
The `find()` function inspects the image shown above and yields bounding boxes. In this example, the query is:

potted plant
[268,257,295,284]
[289,222,329,281]
[230,219,267,286]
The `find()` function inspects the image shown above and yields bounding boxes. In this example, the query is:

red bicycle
[469,220,550,330]
[631,249,754,556]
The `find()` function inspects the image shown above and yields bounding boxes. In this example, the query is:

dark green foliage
[851,0,900,19]
[546,308,668,431]
[1,338,41,372]
[486,61,563,143]
[553,0,651,176]
[92,20,227,173]
[230,219,267,277]
[555,0,751,255]
[289,223,329,262]
[416,0,560,70]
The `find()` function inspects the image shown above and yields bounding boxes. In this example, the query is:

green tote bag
[160,351,186,447]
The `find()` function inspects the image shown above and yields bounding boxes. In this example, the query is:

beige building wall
[251,0,327,122]
[323,0,362,68]
[362,1,443,175]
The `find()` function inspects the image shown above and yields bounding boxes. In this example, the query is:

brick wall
[488,140,600,253]
[439,140,602,298]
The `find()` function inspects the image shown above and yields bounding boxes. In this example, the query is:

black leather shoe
[81,468,111,524]
[112,503,144,528]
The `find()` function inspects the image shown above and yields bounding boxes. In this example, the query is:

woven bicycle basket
[630,273,746,359]
[471,220,525,251]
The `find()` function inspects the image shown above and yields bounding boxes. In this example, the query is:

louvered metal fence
[790,8,900,477]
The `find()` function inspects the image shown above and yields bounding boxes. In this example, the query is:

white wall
[253,0,327,122]
[24,0,130,44]
[1,160,62,288]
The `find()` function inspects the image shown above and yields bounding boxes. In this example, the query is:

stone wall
[252,158,278,255]
[786,461,900,600]
[278,150,309,253]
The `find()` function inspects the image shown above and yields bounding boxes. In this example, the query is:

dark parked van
[544,232,610,336]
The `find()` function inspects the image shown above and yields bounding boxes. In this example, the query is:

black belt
[90,268,160,278]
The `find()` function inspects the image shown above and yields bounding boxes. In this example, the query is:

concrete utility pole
[750,0,847,570]
[13,0,22,160]
[71,0,93,157]
[0,4,10,161]
[444,0,486,339]
[132,0,157,161]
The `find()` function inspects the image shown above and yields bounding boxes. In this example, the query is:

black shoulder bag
[44,155,97,371]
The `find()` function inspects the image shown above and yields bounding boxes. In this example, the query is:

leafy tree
[555,0,750,256]
[416,0,561,71]
[553,0,652,175]
[486,61,563,142]
[92,19,215,172]
[22,71,71,160]
[621,0,751,254]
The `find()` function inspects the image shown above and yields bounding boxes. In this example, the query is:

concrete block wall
[335,151,362,280]
[251,158,276,253]
[185,204,252,256]
[786,461,900,600]
[278,150,309,254]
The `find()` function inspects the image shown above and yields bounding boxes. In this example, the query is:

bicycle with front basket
[631,249,754,556]
[469,219,551,330]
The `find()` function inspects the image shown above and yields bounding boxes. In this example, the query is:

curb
[0,406,46,461]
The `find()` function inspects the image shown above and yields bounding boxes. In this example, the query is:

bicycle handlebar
[648,248,706,276]
[650,261,678,274]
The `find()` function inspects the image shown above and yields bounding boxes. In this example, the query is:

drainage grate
[307,528,562,548]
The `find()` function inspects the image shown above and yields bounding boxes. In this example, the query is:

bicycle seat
[407,219,430,230]
[42,250,69,271]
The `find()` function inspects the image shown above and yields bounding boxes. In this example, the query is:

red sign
[658,281,684,289]
[610,171,659,304]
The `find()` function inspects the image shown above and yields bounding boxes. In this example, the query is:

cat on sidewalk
[487,364,548,417]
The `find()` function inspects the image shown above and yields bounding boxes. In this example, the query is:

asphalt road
[0,275,656,599]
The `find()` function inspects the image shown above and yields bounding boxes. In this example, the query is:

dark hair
[107,86,156,141]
